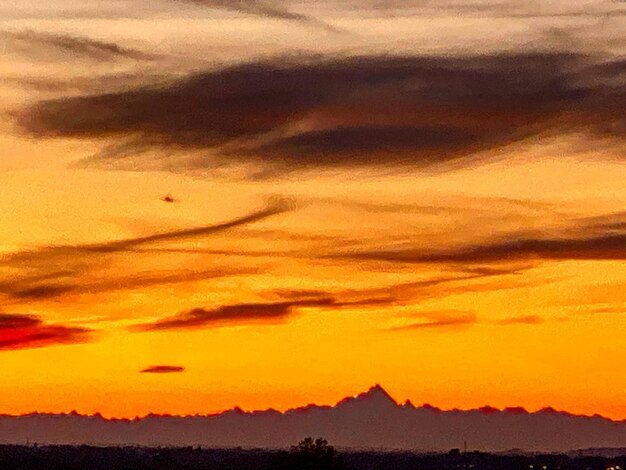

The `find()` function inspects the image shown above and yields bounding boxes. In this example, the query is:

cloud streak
[388,310,477,331]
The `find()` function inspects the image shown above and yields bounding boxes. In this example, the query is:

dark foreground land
[0,445,625,470]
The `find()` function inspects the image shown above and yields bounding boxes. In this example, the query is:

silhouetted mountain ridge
[1,385,625,452]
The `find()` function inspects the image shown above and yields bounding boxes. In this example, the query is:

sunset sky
[0,0,625,420]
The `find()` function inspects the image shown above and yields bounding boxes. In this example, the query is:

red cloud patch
[0,313,91,351]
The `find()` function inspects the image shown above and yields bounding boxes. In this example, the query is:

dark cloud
[0,202,290,302]
[0,313,91,351]
[15,52,626,174]
[232,126,487,169]
[0,313,40,329]
[134,293,399,332]
[0,30,155,62]
[141,365,185,374]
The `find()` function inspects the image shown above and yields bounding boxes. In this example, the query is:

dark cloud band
[15,52,625,174]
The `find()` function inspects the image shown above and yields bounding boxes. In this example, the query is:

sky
[0,0,625,420]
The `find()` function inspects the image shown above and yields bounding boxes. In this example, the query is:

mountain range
[2,385,626,452]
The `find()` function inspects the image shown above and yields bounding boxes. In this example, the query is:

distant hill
[1,385,626,452]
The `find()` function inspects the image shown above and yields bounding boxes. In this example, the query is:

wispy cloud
[174,0,340,31]
[388,311,546,331]
[0,313,91,351]
[0,201,291,302]
[388,310,477,331]
[493,315,544,325]
[0,30,155,62]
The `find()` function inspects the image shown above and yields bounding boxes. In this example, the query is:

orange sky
[0,0,625,420]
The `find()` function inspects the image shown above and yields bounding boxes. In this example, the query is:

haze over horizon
[0,0,625,426]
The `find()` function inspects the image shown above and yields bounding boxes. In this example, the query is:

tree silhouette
[292,438,336,457]
[274,437,344,470]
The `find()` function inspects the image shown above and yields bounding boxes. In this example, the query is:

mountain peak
[337,384,398,409]
[403,399,416,409]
